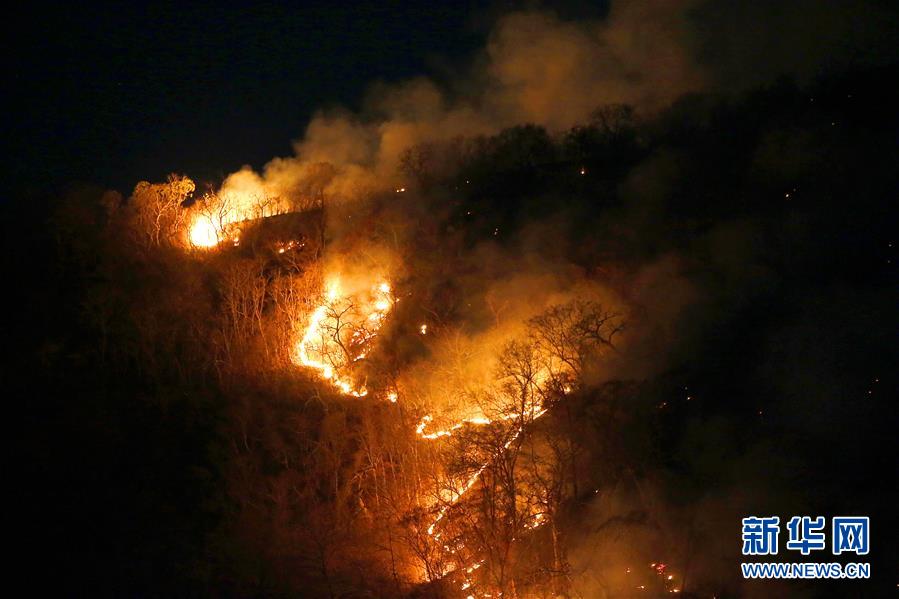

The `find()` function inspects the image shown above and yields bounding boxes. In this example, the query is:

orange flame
[293,278,392,397]
[290,272,572,591]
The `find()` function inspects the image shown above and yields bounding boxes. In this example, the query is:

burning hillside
[17,3,897,597]
[178,185,633,595]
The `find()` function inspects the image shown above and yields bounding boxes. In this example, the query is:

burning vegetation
[294,278,394,397]
[69,135,661,597]
[29,31,897,599]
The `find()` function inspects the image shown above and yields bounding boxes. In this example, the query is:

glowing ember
[414,414,492,440]
[425,404,548,536]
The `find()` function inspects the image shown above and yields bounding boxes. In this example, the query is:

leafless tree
[529,300,624,381]
[128,174,195,248]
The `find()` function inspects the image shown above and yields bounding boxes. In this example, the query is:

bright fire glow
[424,404,548,536]
[187,179,290,248]
[289,272,574,592]
[293,278,393,397]
[189,216,220,247]
[414,414,492,439]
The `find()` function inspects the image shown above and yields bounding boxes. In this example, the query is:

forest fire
[293,278,393,397]
[24,1,896,596]
[424,403,550,541]
[289,269,568,592]
[187,196,248,248]
[187,182,290,248]
[188,215,222,247]
[414,414,492,439]
[178,195,625,595]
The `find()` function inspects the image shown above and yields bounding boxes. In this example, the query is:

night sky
[7,1,503,192]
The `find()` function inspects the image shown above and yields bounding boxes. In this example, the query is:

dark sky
[7,1,504,193]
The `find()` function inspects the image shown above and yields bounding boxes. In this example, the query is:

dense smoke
[233,3,702,203]
[223,0,898,206]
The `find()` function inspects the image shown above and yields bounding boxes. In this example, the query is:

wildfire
[189,216,221,247]
[293,277,393,397]
[414,414,492,439]
[425,404,549,537]
[187,180,290,248]
[188,205,244,248]
[289,271,572,594]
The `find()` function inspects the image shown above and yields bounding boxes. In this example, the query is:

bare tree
[529,300,624,381]
[215,258,268,375]
[128,174,195,248]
